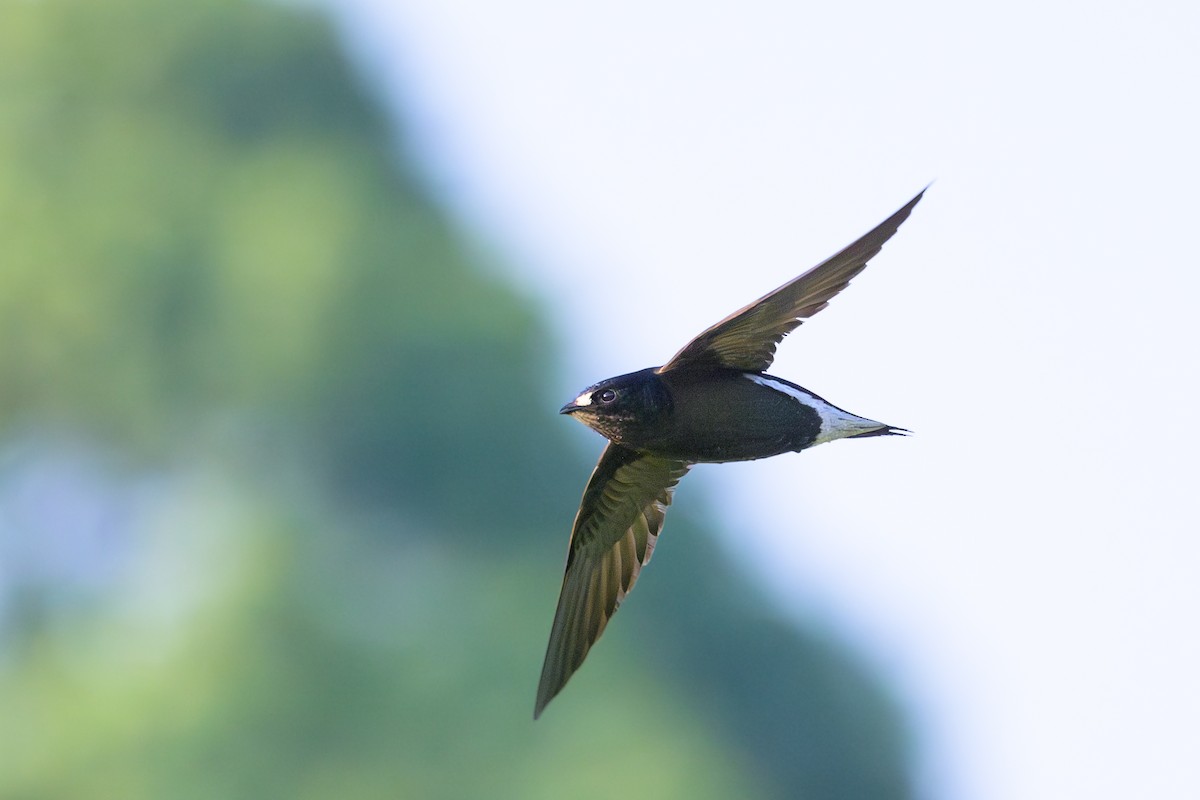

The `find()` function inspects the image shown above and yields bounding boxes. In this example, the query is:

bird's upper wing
[534,443,691,718]
[658,189,925,374]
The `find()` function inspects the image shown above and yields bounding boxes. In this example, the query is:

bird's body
[570,367,898,463]
[535,189,926,718]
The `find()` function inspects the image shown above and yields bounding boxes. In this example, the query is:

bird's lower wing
[534,443,691,718]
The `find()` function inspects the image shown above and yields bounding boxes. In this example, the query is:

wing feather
[659,189,925,374]
[534,444,690,718]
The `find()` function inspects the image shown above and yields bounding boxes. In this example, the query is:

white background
[331,2,1200,798]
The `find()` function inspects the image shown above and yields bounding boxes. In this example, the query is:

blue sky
[330,2,1200,797]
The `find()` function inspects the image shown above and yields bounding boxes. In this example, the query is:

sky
[330,2,1200,798]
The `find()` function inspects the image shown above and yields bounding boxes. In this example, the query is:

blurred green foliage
[0,1,916,797]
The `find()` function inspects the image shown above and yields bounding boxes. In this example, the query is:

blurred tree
[0,0,917,798]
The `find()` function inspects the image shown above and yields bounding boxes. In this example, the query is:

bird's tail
[847,425,909,438]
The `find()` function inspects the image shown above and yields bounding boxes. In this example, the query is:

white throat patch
[745,374,887,445]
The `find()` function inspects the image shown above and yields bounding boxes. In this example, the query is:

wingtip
[533,640,568,720]
[900,186,929,214]
[532,682,552,720]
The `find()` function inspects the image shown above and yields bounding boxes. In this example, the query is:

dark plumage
[535,189,925,718]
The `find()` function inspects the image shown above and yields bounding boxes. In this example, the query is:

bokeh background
[2,1,1197,799]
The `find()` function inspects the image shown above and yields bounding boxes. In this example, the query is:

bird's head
[559,367,671,444]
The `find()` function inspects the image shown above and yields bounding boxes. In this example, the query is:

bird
[534,189,925,719]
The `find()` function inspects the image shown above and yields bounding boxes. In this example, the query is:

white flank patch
[745,374,886,445]
[573,391,593,407]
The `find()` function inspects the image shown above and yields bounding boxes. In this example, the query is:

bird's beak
[560,391,593,415]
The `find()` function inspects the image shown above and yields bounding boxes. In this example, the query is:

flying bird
[535,189,925,718]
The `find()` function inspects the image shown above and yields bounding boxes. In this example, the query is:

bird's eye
[595,389,617,404]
